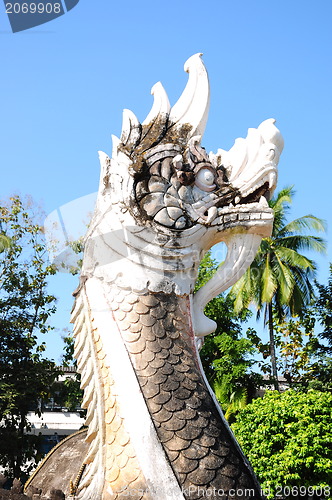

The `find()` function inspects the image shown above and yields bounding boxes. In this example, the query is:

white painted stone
[142,82,171,126]
[169,53,210,138]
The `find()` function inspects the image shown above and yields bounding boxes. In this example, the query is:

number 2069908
[6,3,62,14]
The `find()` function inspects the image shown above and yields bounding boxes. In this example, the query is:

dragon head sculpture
[82,53,283,338]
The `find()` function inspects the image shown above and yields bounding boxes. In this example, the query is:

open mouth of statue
[194,171,276,226]
[213,181,271,210]
[236,181,270,205]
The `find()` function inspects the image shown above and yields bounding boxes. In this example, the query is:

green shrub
[232,390,332,499]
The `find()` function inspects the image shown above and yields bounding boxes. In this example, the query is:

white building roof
[27,411,85,435]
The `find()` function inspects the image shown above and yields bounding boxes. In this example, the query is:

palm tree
[230,186,326,390]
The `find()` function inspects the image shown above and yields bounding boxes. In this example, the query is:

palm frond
[269,186,295,237]
[224,387,248,421]
[277,235,326,254]
[269,186,294,212]
[261,255,277,303]
[274,246,315,271]
[273,250,295,304]
[282,215,327,235]
[287,276,314,316]
[231,265,260,312]
[289,266,316,306]
[231,278,246,313]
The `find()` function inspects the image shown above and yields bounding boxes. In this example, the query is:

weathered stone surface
[11,480,23,494]
[24,430,89,498]
[0,491,30,500]
[49,490,65,500]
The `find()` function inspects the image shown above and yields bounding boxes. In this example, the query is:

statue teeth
[259,195,268,207]
[235,196,241,204]
[206,206,217,223]
[268,172,276,189]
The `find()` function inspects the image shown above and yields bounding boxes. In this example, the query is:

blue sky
[1,1,332,361]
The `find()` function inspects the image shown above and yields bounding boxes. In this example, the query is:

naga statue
[26,54,283,500]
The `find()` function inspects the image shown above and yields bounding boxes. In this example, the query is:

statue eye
[195,168,216,191]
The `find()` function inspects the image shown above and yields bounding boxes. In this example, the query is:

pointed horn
[169,53,210,138]
[142,82,171,126]
[97,150,110,192]
[111,134,120,158]
[120,109,141,150]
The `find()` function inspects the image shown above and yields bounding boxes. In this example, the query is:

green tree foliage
[232,390,332,499]
[310,264,332,389]
[315,265,332,354]
[0,196,58,480]
[47,236,84,411]
[266,265,332,392]
[0,233,11,253]
[230,187,326,390]
[274,313,316,386]
[246,309,317,387]
[49,333,84,412]
[197,252,262,421]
